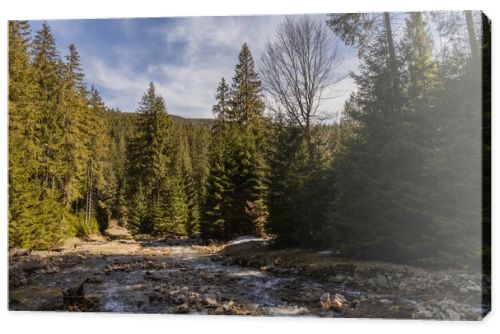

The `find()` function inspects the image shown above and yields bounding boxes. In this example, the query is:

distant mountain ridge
[107,109,215,126]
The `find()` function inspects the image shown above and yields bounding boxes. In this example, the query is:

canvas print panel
[8,11,490,320]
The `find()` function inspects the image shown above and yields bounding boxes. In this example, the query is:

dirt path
[8,230,486,319]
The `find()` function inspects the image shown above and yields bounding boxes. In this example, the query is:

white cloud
[85,15,359,119]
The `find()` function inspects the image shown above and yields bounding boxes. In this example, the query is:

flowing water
[9,233,485,319]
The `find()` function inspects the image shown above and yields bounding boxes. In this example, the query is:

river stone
[376,273,388,287]
[46,266,59,274]
[302,291,318,303]
[188,293,201,304]
[328,274,346,283]
[334,294,347,303]
[331,294,347,312]
[175,303,189,313]
[86,273,104,284]
[136,295,149,308]
[445,308,461,320]
[459,287,469,294]
[380,298,393,305]
[222,300,235,312]
[21,260,46,273]
[320,293,331,303]
[465,284,481,292]
[199,285,211,293]
[203,296,218,307]
[414,310,433,319]
[319,293,331,309]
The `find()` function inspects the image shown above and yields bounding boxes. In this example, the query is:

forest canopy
[8,12,489,270]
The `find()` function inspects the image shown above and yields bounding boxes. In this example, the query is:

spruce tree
[325,12,470,265]
[8,20,39,247]
[202,44,268,240]
[229,43,265,124]
[212,77,230,121]
[126,82,191,236]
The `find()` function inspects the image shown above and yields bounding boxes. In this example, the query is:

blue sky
[30,15,359,119]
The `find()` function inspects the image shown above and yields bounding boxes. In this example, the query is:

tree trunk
[85,162,93,225]
[465,11,479,62]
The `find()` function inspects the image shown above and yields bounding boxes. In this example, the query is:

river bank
[8,229,489,320]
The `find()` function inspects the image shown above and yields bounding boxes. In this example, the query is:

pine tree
[60,44,89,212]
[212,77,230,122]
[326,12,462,265]
[229,43,265,124]
[8,20,40,248]
[202,44,268,240]
[31,22,64,193]
[128,183,148,233]
[84,87,110,231]
[201,132,230,239]
[126,82,191,236]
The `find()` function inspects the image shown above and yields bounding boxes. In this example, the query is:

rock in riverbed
[319,292,348,312]
[175,303,190,313]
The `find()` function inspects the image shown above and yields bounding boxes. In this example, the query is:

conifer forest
[8,12,490,319]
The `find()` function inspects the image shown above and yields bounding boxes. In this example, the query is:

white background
[0,0,498,333]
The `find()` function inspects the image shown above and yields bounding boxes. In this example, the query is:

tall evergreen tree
[84,87,111,231]
[202,44,268,239]
[229,43,265,124]
[8,20,40,247]
[212,77,230,122]
[126,82,189,235]
[31,22,64,193]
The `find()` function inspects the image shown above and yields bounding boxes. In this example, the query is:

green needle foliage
[9,14,488,271]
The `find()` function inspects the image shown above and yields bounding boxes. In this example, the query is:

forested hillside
[9,12,489,270]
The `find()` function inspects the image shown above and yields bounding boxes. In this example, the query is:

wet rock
[172,294,186,305]
[334,293,347,303]
[187,292,201,305]
[366,278,376,288]
[148,292,164,304]
[375,273,388,287]
[175,303,190,313]
[46,266,59,274]
[63,282,99,312]
[319,292,348,312]
[9,269,28,288]
[136,295,149,308]
[445,309,461,321]
[222,301,235,313]
[388,305,400,313]
[199,285,211,293]
[300,291,319,303]
[436,299,456,310]
[20,260,46,273]
[332,294,348,312]
[86,274,104,284]
[214,306,225,315]
[328,274,346,283]
[413,310,433,319]
[333,263,356,276]
[380,298,393,305]
[465,284,481,292]
[203,296,218,307]
[319,292,331,308]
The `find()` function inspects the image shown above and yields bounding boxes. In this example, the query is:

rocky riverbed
[8,228,489,320]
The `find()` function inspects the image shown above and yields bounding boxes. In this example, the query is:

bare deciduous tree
[261,16,343,155]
